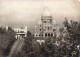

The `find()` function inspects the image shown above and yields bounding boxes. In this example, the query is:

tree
[27,31,32,37]
[21,31,34,57]
[63,19,80,57]
[0,27,16,56]
[63,19,80,44]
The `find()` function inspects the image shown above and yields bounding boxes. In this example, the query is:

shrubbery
[21,19,80,57]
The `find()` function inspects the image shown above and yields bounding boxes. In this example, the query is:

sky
[0,0,80,31]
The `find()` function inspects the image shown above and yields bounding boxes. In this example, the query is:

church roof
[42,7,51,16]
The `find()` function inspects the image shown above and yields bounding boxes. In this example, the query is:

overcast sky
[0,0,80,29]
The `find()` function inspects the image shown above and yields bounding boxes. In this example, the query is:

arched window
[51,33,53,37]
[39,35,40,36]
[45,33,47,37]
[48,33,50,37]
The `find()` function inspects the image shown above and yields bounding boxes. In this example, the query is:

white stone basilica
[35,8,60,37]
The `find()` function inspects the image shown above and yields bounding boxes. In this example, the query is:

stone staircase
[7,38,24,57]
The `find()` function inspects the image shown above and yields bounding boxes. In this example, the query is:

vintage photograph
[0,0,80,57]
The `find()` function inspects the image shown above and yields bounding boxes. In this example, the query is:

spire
[42,7,51,16]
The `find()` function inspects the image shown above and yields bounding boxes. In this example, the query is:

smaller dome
[53,18,57,25]
[38,19,42,24]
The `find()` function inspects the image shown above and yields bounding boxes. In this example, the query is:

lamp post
[77,44,80,57]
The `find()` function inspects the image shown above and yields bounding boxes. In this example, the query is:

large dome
[42,7,51,16]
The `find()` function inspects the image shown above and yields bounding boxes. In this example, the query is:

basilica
[35,8,60,37]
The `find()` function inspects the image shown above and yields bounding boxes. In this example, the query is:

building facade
[13,27,27,39]
[35,8,60,37]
